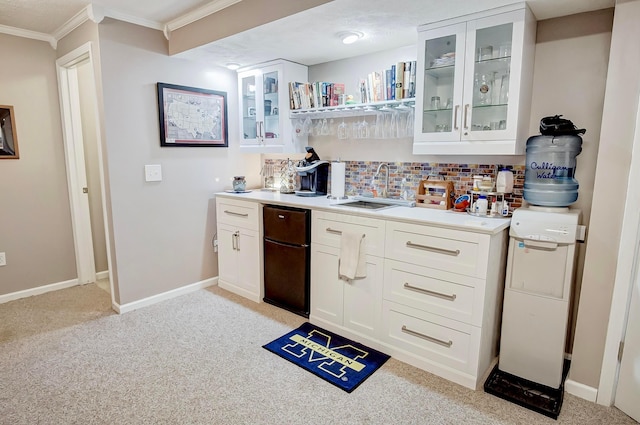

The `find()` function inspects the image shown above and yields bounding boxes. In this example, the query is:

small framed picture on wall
[0,105,19,159]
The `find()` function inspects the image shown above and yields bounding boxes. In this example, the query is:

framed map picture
[157,82,228,147]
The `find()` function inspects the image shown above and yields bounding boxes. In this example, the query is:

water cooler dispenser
[485,116,586,418]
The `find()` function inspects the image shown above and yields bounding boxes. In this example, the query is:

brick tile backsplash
[264,159,524,208]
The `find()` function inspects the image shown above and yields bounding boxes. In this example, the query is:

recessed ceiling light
[226,62,240,70]
[338,31,364,45]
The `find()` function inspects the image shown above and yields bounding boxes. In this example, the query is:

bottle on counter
[496,168,514,193]
[475,195,488,215]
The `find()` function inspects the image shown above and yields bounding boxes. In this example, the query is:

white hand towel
[338,230,366,280]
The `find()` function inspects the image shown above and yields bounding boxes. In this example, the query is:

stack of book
[288,82,346,110]
[359,60,417,104]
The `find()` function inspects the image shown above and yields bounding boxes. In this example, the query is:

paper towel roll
[331,161,346,199]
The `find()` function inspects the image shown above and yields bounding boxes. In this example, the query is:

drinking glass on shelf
[320,118,329,136]
[405,104,415,135]
[337,118,349,140]
[312,119,322,136]
[359,116,370,139]
[293,118,304,138]
[499,73,510,104]
[302,115,313,135]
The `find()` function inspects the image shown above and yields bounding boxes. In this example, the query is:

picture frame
[157,82,228,147]
[0,105,19,159]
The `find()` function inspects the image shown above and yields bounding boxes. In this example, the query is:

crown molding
[52,3,163,44]
[52,4,104,42]
[100,6,164,31]
[0,23,57,49]
[164,0,242,38]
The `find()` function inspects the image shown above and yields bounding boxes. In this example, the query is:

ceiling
[0,0,615,68]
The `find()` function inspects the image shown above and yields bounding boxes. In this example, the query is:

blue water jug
[523,134,583,207]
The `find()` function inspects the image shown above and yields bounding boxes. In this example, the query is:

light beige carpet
[0,283,636,425]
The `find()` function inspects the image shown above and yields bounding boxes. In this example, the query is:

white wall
[97,19,261,305]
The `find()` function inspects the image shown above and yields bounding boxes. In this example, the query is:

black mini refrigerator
[262,204,310,317]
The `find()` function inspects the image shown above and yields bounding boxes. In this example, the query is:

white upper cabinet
[413,3,536,155]
[238,59,308,153]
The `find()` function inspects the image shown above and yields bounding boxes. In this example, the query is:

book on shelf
[395,61,405,100]
[403,61,411,99]
[330,83,345,106]
[390,65,396,100]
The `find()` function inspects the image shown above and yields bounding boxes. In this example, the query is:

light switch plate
[145,164,162,182]
[0,252,6,266]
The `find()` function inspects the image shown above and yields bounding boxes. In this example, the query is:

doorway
[597,91,640,421]
[56,42,113,302]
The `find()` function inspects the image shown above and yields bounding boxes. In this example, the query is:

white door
[56,42,111,292]
[615,271,640,422]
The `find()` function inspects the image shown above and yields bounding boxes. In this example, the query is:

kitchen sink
[333,200,398,210]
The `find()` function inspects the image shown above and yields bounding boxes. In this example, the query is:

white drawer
[382,300,480,375]
[312,210,385,257]
[216,198,259,230]
[385,221,489,278]
[384,259,484,326]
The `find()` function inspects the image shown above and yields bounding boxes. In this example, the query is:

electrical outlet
[0,252,6,266]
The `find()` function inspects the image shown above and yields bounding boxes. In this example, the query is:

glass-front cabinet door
[237,60,308,153]
[261,68,280,141]
[414,4,535,155]
[464,16,517,142]
[415,22,466,143]
[240,71,258,144]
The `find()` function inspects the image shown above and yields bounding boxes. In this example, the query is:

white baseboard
[565,379,598,402]
[96,270,109,280]
[0,278,79,304]
[113,277,218,314]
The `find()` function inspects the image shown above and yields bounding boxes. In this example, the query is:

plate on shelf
[224,189,253,194]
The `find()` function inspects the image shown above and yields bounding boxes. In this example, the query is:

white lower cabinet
[310,211,385,341]
[311,245,383,339]
[381,221,507,389]
[216,198,261,302]
[308,211,507,390]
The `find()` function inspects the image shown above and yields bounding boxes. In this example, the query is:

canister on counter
[473,175,484,191]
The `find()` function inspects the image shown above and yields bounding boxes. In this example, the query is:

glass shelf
[289,98,415,119]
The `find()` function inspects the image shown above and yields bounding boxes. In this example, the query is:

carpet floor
[0,283,636,425]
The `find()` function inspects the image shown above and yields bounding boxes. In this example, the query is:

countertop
[216,190,510,235]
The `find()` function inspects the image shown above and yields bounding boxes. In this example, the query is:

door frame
[597,91,640,405]
[56,42,114,301]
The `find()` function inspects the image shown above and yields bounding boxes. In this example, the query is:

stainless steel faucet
[374,162,389,198]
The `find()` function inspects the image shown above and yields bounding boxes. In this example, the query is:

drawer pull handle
[403,283,457,301]
[406,241,460,256]
[224,210,249,217]
[401,325,453,348]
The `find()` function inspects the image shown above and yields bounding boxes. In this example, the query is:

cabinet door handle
[326,227,366,238]
[256,122,261,142]
[453,105,460,130]
[235,231,240,251]
[326,227,342,235]
[406,241,460,256]
[401,325,453,348]
[278,214,285,219]
[231,232,237,251]
[224,210,249,217]
[463,104,470,131]
[403,282,457,301]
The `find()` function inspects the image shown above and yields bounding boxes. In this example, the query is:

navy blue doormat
[262,322,390,393]
[483,360,570,420]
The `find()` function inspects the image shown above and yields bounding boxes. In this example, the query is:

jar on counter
[472,175,484,191]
